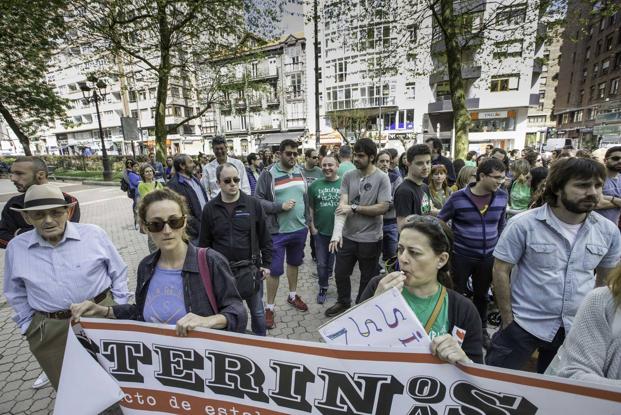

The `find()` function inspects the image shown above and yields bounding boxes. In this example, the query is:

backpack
[120,177,129,192]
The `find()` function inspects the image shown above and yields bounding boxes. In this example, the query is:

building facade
[201,33,308,156]
[555,2,621,148]
[305,0,548,153]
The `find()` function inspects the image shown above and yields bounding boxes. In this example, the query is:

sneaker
[32,372,50,389]
[265,308,275,329]
[287,294,308,311]
[317,289,328,304]
[325,302,350,318]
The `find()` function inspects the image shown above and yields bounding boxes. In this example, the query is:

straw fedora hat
[10,184,76,212]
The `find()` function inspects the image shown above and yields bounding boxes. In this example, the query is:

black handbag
[228,207,261,300]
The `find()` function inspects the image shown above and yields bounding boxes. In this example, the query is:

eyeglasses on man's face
[222,177,241,185]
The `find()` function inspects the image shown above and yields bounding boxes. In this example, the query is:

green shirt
[138,181,162,198]
[272,163,307,234]
[309,177,342,236]
[337,161,356,177]
[510,180,531,211]
[401,285,449,339]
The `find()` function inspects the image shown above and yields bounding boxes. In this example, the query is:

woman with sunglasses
[71,188,247,336]
[360,215,483,364]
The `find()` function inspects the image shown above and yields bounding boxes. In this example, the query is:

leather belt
[39,289,110,320]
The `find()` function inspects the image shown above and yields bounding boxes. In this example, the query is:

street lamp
[79,75,113,181]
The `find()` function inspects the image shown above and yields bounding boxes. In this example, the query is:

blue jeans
[382,222,398,261]
[245,280,266,336]
[314,233,335,289]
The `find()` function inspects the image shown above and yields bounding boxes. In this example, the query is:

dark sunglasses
[223,177,241,184]
[283,151,298,157]
[144,216,186,233]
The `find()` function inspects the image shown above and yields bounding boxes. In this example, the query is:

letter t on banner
[54,323,125,415]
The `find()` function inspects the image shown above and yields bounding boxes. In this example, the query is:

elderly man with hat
[3,184,130,390]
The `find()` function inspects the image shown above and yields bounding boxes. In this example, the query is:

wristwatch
[351,204,358,213]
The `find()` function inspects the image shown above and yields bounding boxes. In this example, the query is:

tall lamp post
[79,75,113,181]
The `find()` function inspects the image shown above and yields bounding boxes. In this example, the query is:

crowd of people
[2,137,621,395]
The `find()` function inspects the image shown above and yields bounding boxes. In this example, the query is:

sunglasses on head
[403,214,451,247]
[144,216,186,233]
[223,177,241,184]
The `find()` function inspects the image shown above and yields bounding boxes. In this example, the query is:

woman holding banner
[548,267,621,385]
[360,215,483,363]
[71,188,246,335]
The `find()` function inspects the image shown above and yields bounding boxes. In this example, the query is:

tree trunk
[439,0,469,160]
[155,1,171,162]
[0,101,32,156]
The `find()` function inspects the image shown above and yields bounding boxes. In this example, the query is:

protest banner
[56,318,621,415]
[319,287,432,348]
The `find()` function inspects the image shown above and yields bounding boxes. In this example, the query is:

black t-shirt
[394,178,433,217]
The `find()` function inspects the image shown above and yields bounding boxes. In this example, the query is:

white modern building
[305,0,548,152]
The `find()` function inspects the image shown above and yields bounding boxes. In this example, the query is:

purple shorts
[270,228,308,277]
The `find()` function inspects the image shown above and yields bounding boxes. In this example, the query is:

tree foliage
[70,0,283,160]
[0,0,70,155]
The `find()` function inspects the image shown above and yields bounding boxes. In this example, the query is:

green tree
[71,0,281,161]
[0,0,70,156]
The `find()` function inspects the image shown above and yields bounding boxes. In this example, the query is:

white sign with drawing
[319,287,431,349]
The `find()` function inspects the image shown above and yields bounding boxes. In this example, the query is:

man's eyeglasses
[144,216,186,233]
[28,208,67,221]
[486,174,506,181]
[223,177,240,184]
[283,151,298,157]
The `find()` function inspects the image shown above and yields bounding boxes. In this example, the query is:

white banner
[319,288,432,348]
[56,318,621,415]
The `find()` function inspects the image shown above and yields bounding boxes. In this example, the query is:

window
[335,60,348,83]
[240,116,247,130]
[405,82,415,99]
[226,120,232,131]
[493,39,523,59]
[614,52,621,70]
[579,89,584,103]
[496,4,526,26]
[596,39,602,56]
[528,115,547,124]
[407,24,417,43]
[435,81,451,98]
[567,92,571,104]
[606,35,614,51]
[602,58,610,74]
[490,74,520,92]
[590,85,595,100]
[171,87,180,98]
[611,78,619,96]
[131,110,138,119]
[599,17,606,31]
[585,47,591,60]
[574,110,583,122]
[290,73,303,98]
[599,82,606,98]
[470,112,517,132]
[593,63,599,78]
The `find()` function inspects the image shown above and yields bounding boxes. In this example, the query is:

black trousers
[451,252,494,327]
[309,232,316,259]
[334,237,382,305]
[486,321,565,373]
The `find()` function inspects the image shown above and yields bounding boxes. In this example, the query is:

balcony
[358,96,396,108]
[427,97,480,113]
[266,96,280,106]
[284,62,304,73]
[250,68,279,81]
[235,99,246,109]
[248,97,262,108]
[431,35,482,54]
[429,65,482,85]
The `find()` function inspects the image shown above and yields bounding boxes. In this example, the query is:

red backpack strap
[197,247,219,314]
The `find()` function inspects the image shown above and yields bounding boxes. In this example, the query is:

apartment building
[201,33,307,155]
[42,34,203,156]
[305,0,547,152]
[525,30,562,148]
[555,2,621,148]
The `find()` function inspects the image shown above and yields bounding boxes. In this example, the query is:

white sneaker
[32,372,50,389]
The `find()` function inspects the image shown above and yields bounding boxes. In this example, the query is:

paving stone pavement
[0,189,362,414]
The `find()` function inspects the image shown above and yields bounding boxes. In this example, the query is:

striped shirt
[438,184,508,258]
[271,163,307,233]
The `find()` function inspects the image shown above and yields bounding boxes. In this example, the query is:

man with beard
[487,157,621,373]
[438,158,508,349]
[256,139,310,328]
[594,146,621,225]
[325,138,391,317]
